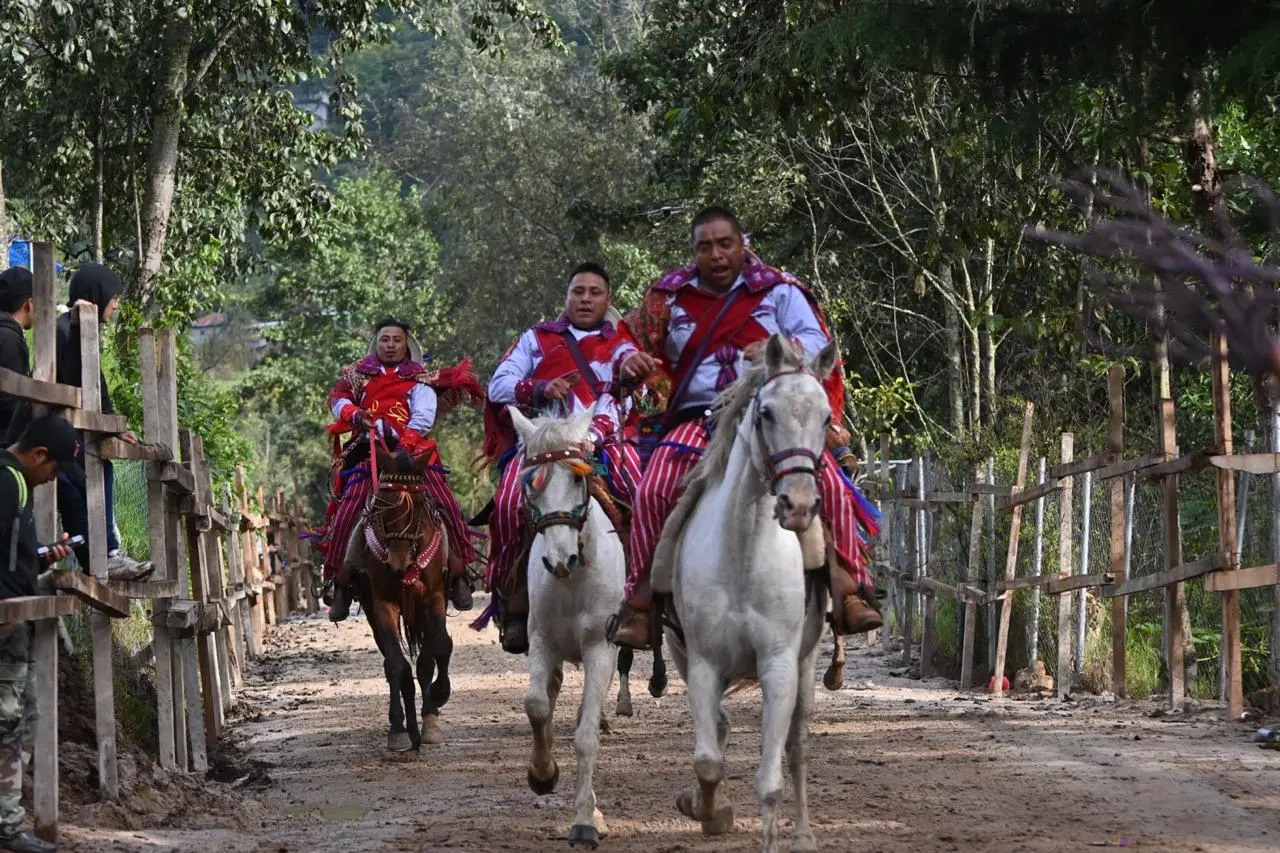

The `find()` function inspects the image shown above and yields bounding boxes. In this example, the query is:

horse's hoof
[429,678,451,707]
[528,762,560,795]
[823,662,845,691]
[567,824,599,849]
[615,698,633,717]
[648,672,668,698]
[701,805,734,836]
[424,715,444,746]
[387,731,413,752]
[790,829,818,853]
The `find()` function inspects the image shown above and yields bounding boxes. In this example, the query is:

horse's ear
[374,447,396,473]
[507,404,536,445]
[810,338,839,381]
[570,399,598,440]
[765,333,789,373]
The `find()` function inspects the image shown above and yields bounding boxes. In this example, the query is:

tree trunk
[133,11,194,308]
[942,265,965,433]
[980,237,997,429]
[93,110,105,263]
[960,259,981,433]
[0,160,7,272]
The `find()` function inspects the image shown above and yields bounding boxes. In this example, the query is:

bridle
[749,367,825,495]
[520,445,597,577]
[360,428,444,594]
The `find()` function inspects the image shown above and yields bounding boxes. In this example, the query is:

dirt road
[62,596,1278,852]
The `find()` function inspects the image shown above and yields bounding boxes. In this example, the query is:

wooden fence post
[877,434,892,644]
[919,456,935,677]
[959,463,985,689]
[902,455,919,668]
[76,302,119,800]
[179,429,224,750]
[992,401,1035,697]
[1211,332,1243,718]
[1057,433,1075,700]
[31,242,59,841]
[1108,366,1128,696]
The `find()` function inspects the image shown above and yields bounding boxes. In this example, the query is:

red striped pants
[485,440,642,590]
[322,464,477,580]
[625,419,872,598]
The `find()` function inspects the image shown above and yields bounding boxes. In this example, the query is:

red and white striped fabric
[625,418,871,598]
[485,440,642,590]
[321,464,476,580]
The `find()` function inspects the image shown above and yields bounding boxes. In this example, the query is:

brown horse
[350,446,454,752]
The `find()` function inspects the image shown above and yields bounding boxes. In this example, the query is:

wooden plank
[968,483,1013,497]
[0,366,81,408]
[1098,553,1226,598]
[1204,563,1280,593]
[999,574,1061,592]
[1108,365,1128,698]
[997,478,1061,511]
[0,595,78,621]
[1208,452,1280,474]
[1057,433,1075,701]
[1091,452,1166,483]
[152,461,195,495]
[959,467,984,689]
[1142,451,1208,480]
[992,402,1035,698]
[1157,395,1187,708]
[140,328,180,770]
[65,407,130,434]
[32,617,58,843]
[180,636,208,772]
[110,578,179,600]
[156,599,200,630]
[1048,452,1111,480]
[50,570,130,618]
[180,430,223,752]
[1211,329,1243,720]
[923,491,969,503]
[100,437,172,461]
[901,456,919,669]
[78,303,119,801]
[1048,572,1115,595]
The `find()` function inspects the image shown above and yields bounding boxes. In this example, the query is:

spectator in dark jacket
[55,264,151,580]
[0,268,34,443]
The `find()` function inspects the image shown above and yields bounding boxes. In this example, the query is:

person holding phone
[0,414,82,853]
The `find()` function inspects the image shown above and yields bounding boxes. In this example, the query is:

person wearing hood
[0,268,36,444]
[55,263,152,581]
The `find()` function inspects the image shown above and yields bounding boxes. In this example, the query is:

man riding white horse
[314,318,483,621]
[608,206,883,650]
[476,262,649,654]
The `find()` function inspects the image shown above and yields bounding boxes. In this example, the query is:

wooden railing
[6,243,317,843]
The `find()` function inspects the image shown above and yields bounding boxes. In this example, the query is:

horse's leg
[428,613,453,708]
[787,641,820,853]
[567,639,614,848]
[615,647,634,717]
[415,615,444,746]
[375,611,414,752]
[676,656,733,836]
[823,626,845,691]
[525,634,561,795]
[757,657,800,853]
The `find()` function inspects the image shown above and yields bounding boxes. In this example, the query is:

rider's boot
[447,551,474,611]
[828,557,883,634]
[499,565,529,654]
[608,578,652,651]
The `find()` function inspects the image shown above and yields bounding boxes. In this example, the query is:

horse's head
[747,333,839,532]
[507,401,598,578]
[368,447,436,575]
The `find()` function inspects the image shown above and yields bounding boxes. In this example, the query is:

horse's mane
[520,414,584,457]
[651,345,806,592]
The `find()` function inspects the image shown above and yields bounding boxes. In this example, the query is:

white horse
[652,333,838,853]
[508,402,628,850]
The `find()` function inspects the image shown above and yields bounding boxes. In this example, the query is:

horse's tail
[724,678,759,697]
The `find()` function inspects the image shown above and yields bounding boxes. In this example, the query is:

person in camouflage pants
[0,625,37,846]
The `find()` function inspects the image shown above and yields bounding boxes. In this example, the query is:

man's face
[693,218,745,291]
[376,327,408,364]
[25,449,60,487]
[102,296,119,324]
[17,298,33,330]
[565,273,611,329]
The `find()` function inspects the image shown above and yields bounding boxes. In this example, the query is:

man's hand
[619,352,657,382]
[44,532,72,563]
[350,408,373,428]
[826,422,852,450]
[543,376,576,401]
[120,430,141,445]
[742,340,766,363]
